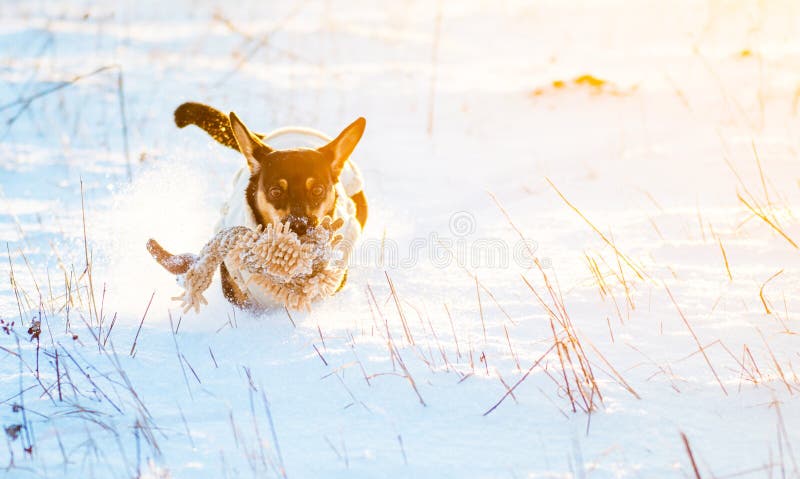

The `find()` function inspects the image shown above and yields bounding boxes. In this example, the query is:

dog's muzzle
[285,215,317,236]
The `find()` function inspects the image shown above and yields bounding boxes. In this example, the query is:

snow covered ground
[2,0,800,477]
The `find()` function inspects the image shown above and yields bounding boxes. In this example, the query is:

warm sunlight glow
[1,1,799,478]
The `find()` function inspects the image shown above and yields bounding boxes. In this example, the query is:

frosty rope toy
[147,216,347,312]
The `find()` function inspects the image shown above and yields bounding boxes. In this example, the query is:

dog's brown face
[229,113,365,236]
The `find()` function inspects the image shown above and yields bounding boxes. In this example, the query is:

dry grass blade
[261,392,288,479]
[367,284,426,406]
[714,230,733,281]
[503,325,521,371]
[491,185,604,413]
[681,432,703,479]
[385,272,414,345]
[665,284,727,395]
[426,0,443,135]
[738,193,797,249]
[758,270,783,315]
[129,292,155,357]
[0,64,118,113]
[757,329,794,395]
[587,342,640,400]
[476,276,487,343]
[544,178,646,280]
[483,343,556,416]
[444,303,462,360]
[80,180,100,327]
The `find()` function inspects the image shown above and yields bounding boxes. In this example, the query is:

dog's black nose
[287,216,309,236]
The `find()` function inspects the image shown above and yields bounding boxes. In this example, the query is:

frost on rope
[147,217,346,312]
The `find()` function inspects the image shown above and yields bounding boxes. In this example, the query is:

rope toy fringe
[147,217,347,312]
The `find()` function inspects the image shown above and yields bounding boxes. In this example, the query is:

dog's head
[228,113,365,236]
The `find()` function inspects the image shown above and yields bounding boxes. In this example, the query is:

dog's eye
[311,185,325,198]
[268,186,283,200]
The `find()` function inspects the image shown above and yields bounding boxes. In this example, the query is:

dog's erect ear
[318,117,366,179]
[229,112,272,173]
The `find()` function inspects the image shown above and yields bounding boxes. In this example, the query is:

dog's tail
[174,102,265,151]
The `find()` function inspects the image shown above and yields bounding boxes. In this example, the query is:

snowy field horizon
[2,0,800,478]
